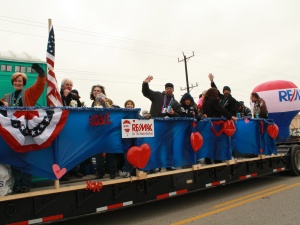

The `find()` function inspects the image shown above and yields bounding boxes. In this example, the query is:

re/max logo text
[278,89,300,102]
[132,124,153,131]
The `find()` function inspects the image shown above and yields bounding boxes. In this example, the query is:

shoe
[123,172,130,178]
[110,174,116,179]
[148,169,158,174]
[74,171,84,178]
[166,167,176,171]
[118,170,124,177]
[19,187,30,193]
[96,174,104,179]
[131,170,136,176]
[13,186,22,193]
[182,165,192,169]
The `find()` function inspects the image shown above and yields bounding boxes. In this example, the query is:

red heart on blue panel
[267,124,279,139]
[127,144,151,169]
[190,132,203,152]
[223,120,236,137]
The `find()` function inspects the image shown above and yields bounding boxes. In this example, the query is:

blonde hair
[11,72,27,86]
[105,98,113,107]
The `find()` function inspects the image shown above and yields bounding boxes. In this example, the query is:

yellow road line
[171,182,300,225]
[213,184,286,208]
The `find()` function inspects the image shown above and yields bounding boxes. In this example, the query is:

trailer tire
[288,145,300,176]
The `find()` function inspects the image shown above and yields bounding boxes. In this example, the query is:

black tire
[288,145,300,176]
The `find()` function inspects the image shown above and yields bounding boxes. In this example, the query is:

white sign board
[121,119,154,138]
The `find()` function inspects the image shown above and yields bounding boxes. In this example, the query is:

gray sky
[1,0,300,111]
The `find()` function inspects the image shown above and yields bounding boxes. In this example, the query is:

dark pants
[11,166,31,190]
[96,153,116,176]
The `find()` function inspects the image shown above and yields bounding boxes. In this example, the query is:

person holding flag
[1,64,46,107]
[1,63,46,193]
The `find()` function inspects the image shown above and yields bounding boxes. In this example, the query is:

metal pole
[184,54,190,93]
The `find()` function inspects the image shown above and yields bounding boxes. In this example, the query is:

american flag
[46,25,63,106]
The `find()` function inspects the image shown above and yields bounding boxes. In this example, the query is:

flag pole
[48,18,52,31]
[48,18,60,190]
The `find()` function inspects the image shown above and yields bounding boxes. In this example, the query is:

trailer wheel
[289,145,300,176]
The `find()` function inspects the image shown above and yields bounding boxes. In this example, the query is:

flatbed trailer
[1,142,300,225]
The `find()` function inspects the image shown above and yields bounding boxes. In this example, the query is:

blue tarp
[0,107,277,179]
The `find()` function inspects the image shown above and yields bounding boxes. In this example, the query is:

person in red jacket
[1,64,46,194]
[1,64,46,107]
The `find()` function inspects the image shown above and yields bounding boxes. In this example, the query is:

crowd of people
[0,66,269,194]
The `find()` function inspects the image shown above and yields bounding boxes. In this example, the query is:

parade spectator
[60,80,83,180]
[197,90,207,111]
[90,84,107,108]
[1,63,46,193]
[142,75,181,117]
[250,92,268,119]
[118,100,136,178]
[237,101,252,118]
[202,88,237,121]
[142,75,181,171]
[208,73,237,117]
[124,100,135,108]
[90,85,117,179]
[202,88,237,164]
[180,93,200,119]
[60,79,82,107]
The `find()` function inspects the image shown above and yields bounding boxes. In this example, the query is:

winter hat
[223,86,231,92]
[165,83,174,89]
[180,93,194,104]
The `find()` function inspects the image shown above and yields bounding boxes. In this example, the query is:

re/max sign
[278,89,300,102]
[132,124,153,131]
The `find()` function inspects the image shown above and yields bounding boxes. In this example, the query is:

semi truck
[0,55,300,225]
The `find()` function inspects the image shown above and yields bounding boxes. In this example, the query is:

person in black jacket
[180,93,200,120]
[237,101,252,118]
[142,75,181,171]
[202,88,237,164]
[208,73,237,117]
[202,88,237,121]
[60,79,82,107]
[142,75,181,118]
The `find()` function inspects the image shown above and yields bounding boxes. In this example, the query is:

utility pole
[178,52,197,93]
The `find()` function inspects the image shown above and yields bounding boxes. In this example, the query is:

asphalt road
[55,172,300,225]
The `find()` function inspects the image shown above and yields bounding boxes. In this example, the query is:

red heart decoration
[222,120,236,137]
[190,132,203,152]
[52,164,67,179]
[127,143,151,168]
[267,124,279,139]
[211,121,224,136]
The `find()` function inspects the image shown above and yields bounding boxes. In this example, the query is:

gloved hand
[195,114,202,121]
[32,63,45,76]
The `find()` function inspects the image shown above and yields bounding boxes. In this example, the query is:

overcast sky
[1,0,300,111]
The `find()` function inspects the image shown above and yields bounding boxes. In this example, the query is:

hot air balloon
[252,80,300,140]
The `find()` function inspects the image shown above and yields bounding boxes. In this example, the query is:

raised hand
[32,63,45,76]
[208,73,214,82]
[144,75,153,83]
[63,89,71,97]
